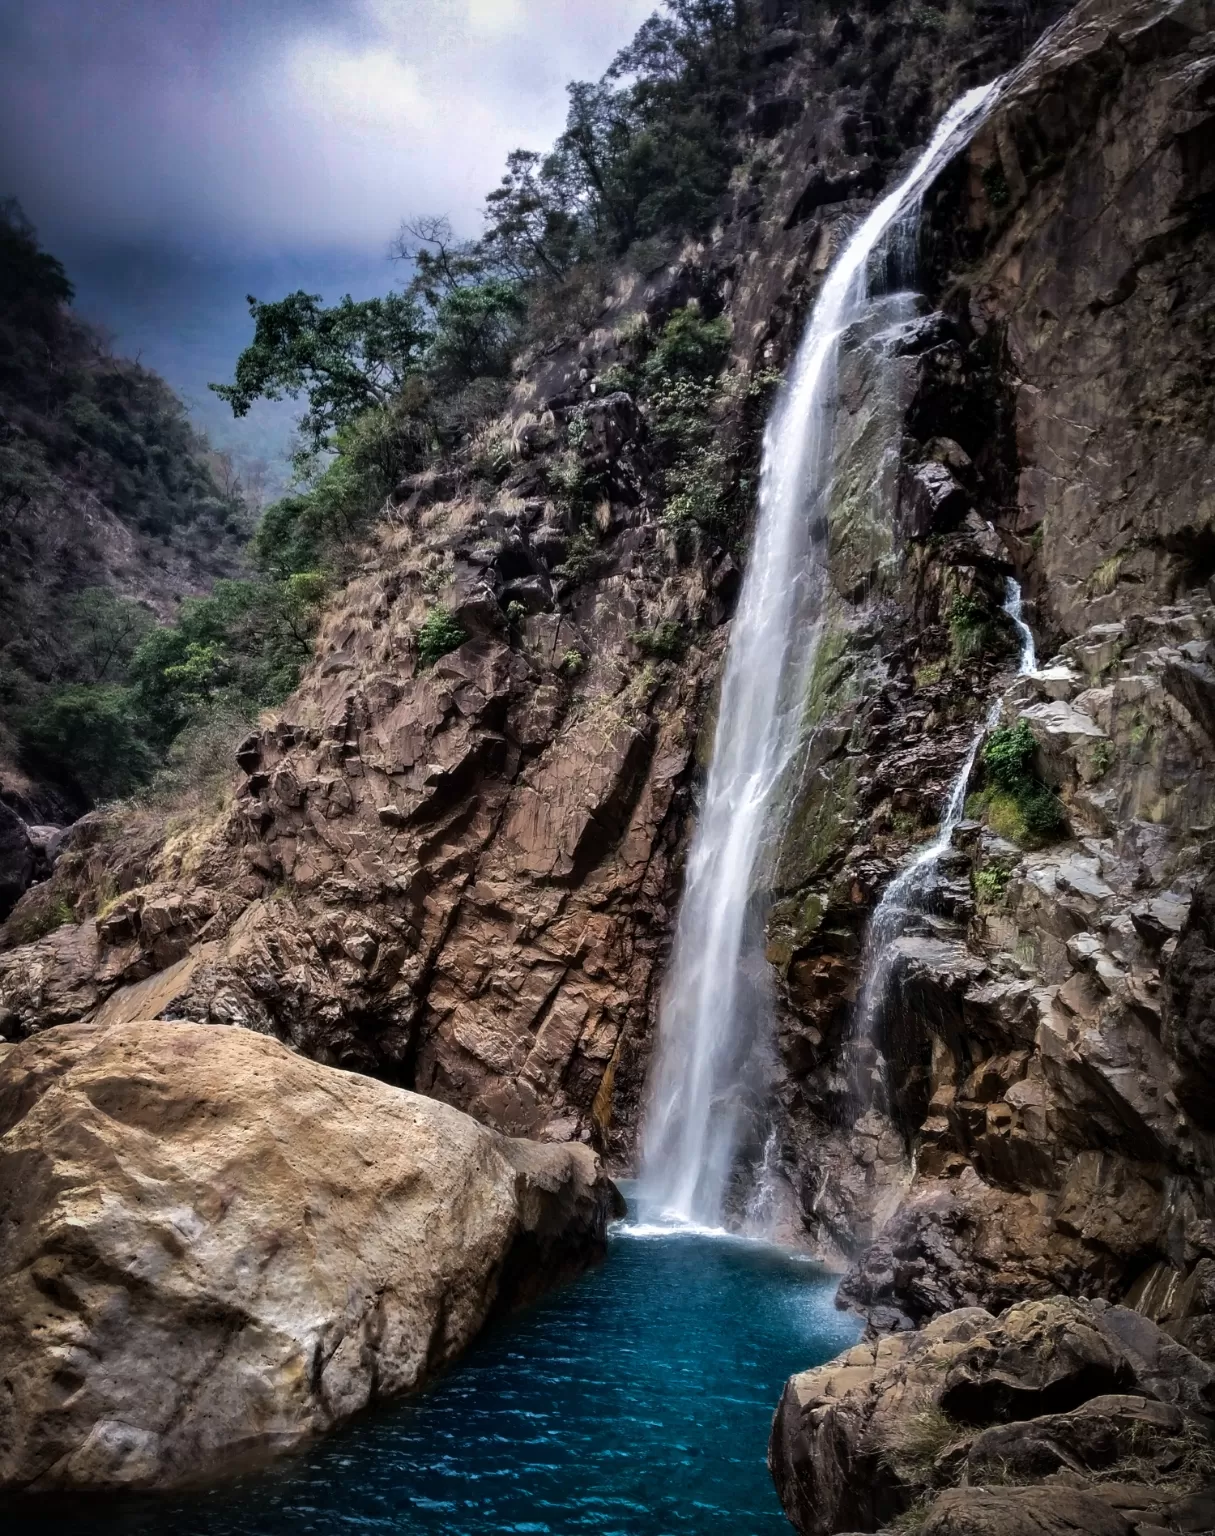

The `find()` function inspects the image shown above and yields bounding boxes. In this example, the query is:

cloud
[0,0,656,255]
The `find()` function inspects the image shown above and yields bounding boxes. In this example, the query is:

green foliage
[1090,739,1114,778]
[948,593,994,660]
[18,684,157,802]
[554,525,603,587]
[505,600,527,626]
[462,4,753,278]
[983,719,1038,792]
[0,197,73,311]
[427,279,526,390]
[415,606,467,666]
[663,446,735,538]
[982,162,1011,209]
[254,401,429,577]
[211,290,429,454]
[0,212,246,544]
[615,304,740,542]
[0,205,255,808]
[559,647,586,677]
[631,620,687,660]
[974,863,1012,906]
[977,720,1067,846]
[595,363,637,395]
[128,575,325,746]
[644,305,729,383]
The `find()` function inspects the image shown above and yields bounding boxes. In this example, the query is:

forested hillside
[0,205,342,830]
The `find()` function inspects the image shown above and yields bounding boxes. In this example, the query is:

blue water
[12,1213,859,1535]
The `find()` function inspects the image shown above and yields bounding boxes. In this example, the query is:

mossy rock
[773,756,858,892]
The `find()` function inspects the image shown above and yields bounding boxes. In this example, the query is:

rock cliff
[0,1019,619,1490]
[2,0,1214,1394]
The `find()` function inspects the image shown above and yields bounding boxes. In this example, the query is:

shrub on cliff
[415,607,467,667]
[971,719,1066,845]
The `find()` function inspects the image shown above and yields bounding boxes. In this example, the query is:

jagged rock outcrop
[770,1296,1215,1536]
[0,1019,620,1490]
[751,0,1215,1339]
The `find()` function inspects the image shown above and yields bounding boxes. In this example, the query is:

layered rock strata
[0,1019,620,1491]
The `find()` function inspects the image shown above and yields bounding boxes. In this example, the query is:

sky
[0,0,655,479]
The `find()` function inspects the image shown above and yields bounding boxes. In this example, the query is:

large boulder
[769,1296,1215,1536]
[0,1019,622,1491]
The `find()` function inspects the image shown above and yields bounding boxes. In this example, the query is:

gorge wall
[3,0,1215,1359]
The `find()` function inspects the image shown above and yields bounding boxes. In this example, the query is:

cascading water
[850,574,1037,1107]
[637,83,1001,1230]
[1003,572,1038,675]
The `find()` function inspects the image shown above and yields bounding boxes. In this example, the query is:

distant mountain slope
[0,202,251,816]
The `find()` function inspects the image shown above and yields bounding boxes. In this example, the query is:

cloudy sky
[0,0,655,471]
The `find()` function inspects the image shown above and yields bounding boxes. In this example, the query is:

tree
[58,588,154,685]
[481,150,583,282]
[428,279,527,389]
[210,290,430,452]
[0,199,73,315]
[391,218,527,386]
[18,684,155,802]
[391,216,488,306]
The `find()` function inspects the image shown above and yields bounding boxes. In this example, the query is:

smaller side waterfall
[851,577,1036,1102]
[1003,574,1038,675]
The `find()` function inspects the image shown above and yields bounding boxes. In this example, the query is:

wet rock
[900,459,970,537]
[0,1019,622,1491]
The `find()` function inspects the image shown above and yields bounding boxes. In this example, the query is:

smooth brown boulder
[0,1019,622,1491]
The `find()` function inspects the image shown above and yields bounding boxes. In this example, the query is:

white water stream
[638,85,1001,1230]
[851,573,1037,1104]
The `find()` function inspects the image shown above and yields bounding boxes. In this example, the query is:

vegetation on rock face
[947,592,998,660]
[631,621,688,661]
[208,3,764,587]
[970,719,1067,845]
[415,607,467,667]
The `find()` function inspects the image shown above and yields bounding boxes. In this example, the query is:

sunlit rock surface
[0,1019,619,1490]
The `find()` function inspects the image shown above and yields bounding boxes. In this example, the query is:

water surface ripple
[13,1217,859,1535]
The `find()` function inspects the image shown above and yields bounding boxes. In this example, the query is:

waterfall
[637,84,1001,1230]
[1004,573,1038,674]
[851,575,1037,1106]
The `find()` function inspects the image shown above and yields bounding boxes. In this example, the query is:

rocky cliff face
[2,0,1214,1366]
[771,0,1215,1347]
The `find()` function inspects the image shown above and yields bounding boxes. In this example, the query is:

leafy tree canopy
[210,290,430,452]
